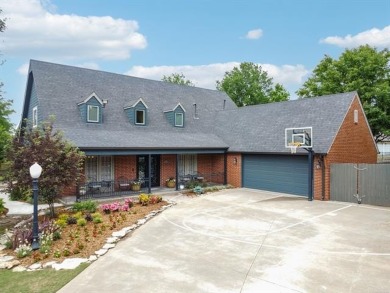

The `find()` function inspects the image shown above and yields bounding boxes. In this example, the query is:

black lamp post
[29,162,42,250]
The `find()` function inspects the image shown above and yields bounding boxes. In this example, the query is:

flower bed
[2,196,167,267]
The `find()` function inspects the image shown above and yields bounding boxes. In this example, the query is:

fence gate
[330,163,390,207]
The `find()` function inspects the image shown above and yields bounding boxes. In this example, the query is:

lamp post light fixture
[29,162,42,250]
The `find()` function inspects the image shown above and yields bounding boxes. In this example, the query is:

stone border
[0,202,176,271]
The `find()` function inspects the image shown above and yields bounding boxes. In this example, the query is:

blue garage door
[242,155,308,196]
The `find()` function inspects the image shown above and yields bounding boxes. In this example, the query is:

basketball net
[288,142,302,154]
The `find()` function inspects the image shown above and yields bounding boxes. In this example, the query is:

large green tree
[7,121,85,217]
[297,45,390,142]
[0,9,14,162]
[162,73,195,86]
[216,62,290,107]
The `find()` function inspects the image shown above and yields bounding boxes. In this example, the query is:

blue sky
[1,0,389,126]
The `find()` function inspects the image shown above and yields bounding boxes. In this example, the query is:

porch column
[308,150,314,201]
[148,154,152,194]
[175,154,179,191]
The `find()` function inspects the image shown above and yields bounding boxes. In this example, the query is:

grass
[0,263,89,293]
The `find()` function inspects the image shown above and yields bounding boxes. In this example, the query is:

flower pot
[166,181,175,188]
[131,184,141,191]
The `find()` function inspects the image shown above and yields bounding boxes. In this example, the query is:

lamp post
[29,162,42,250]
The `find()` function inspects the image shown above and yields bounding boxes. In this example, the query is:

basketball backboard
[285,127,313,150]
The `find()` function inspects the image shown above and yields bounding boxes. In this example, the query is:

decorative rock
[88,255,98,262]
[95,249,108,256]
[102,243,116,250]
[137,219,146,225]
[0,255,14,262]
[28,263,42,270]
[43,261,57,268]
[106,237,118,244]
[0,259,20,269]
[0,244,6,251]
[129,224,137,230]
[112,230,126,238]
[122,227,131,234]
[52,258,88,270]
[12,265,27,272]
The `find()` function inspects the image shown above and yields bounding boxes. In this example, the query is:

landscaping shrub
[77,218,87,227]
[0,198,6,215]
[138,194,149,206]
[9,186,31,202]
[84,213,93,222]
[72,200,97,213]
[66,217,77,225]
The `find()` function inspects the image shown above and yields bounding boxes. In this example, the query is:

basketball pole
[308,149,314,201]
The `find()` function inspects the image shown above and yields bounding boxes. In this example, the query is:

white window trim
[135,109,146,125]
[175,112,184,127]
[32,106,38,128]
[87,105,100,123]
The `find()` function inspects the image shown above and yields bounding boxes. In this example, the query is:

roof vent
[223,99,226,110]
[193,103,199,119]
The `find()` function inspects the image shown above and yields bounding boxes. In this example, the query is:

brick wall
[160,154,177,187]
[227,153,241,187]
[198,154,225,184]
[114,156,137,181]
[313,96,378,200]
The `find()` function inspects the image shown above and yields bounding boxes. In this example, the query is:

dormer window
[175,112,184,127]
[164,103,186,128]
[87,105,100,123]
[135,109,145,125]
[77,92,104,124]
[124,98,148,126]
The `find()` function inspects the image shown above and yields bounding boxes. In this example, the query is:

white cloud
[320,25,390,48]
[245,28,263,40]
[0,0,147,60]
[125,62,309,91]
[17,63,29,75]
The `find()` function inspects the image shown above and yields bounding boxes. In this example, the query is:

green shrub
[93,216,102,224]
[72,200,97,213]
[77,218,87,227]
[9,186,31,202]
[0,198,6,215]
[56,218,67,228]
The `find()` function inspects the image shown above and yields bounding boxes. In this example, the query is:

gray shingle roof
[25,60,359,154]
[28,60,236,150]
[214,92,357,154]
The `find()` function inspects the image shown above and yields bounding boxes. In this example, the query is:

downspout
[321,155,325,201]
[223,152,227,185]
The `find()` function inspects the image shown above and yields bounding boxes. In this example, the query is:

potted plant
[166,177,176,188]
[131,180,141,191]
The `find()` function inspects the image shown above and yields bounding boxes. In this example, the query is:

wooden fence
[330,163,390,207]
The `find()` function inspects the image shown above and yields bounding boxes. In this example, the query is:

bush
[72,200,97,213]
[55,219,67,228]
[84,213,93,222]
[149,195,158,204]
[9,186,31,202]
[77,218,87,227]
[138,194,149,206]
[66,217,77,225]
[0,198,6,215]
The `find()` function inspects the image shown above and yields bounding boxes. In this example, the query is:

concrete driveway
[58,188,390,293]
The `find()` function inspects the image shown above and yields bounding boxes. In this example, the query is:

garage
[242,154,308,196]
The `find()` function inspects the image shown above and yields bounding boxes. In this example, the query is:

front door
[137,155,160,187]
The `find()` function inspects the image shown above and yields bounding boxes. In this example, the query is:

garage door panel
[243,155,308,196]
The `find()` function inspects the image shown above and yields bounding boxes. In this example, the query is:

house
[377,138,390,163]
[20,60,378,201]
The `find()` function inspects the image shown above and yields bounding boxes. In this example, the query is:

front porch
[72,150,228,200]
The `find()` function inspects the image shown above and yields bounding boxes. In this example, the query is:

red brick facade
[313,96,377,200]
[160,154,177,187]
[198,154,225,184]
[226,153,242,187]
[114,156,137,181]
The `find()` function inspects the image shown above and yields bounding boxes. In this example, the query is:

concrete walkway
[58,188,390,293]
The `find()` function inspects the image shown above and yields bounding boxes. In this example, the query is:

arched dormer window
[123,98,149,126]
[164,103,186,128]
[77,93,105,123]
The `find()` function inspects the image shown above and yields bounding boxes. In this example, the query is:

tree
[297,45,390,142]
[6,121,85,217]
[216,62,290,107]
[0,10,14,162]
[162,73,195,86]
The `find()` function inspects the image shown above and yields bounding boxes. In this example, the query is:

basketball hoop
[288,142,302,154]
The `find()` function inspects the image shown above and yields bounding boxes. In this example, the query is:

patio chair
[118,176,131,191]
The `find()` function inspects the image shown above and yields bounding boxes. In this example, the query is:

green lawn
[0,263,89,293]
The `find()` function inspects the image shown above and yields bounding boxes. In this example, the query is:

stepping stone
[52,258,88,270]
